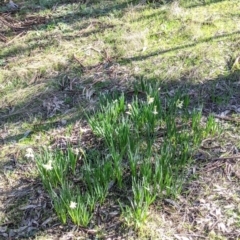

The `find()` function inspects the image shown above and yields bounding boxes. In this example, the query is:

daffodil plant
[36,81,220,229]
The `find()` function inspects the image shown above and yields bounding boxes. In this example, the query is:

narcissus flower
[70,201,77,209]
[42,160,53,170]
[176,99,183,109]
[152,106,158,115]
[147,96,154,104]
[25,148,34,160]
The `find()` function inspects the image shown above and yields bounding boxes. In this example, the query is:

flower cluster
[176,99,183,109]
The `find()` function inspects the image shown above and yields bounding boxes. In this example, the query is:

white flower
[74,148,79,155]
[147,96,154,104]
[25,148,34,160]
[126,104,133,115]
[152,106,158,115]
[70,201,77,209]
[127,104,132,110]
[42,160,53,170]
[176,99,183,109]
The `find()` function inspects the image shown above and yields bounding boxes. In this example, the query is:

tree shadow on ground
[0,0,134,53]
[0,0,154,77]
[0,57,240,237]
[0,50,240,237]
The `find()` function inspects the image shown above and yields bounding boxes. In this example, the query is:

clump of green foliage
[36,81,219,229]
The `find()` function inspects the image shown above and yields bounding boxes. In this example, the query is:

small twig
[0,32,7,42]
[204,155,240,172]
[0,16,23,30]
[78,23,93,35]
[6,31,26,45]
[208,220,220,233]
[205,163,225,172]
[212,155,240,161]
[28,72,38,85]
[175,234,206,239]
[89,47,104,57]
[73,54,85,69]
[103,48,111,62]
[213,114,240,123]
